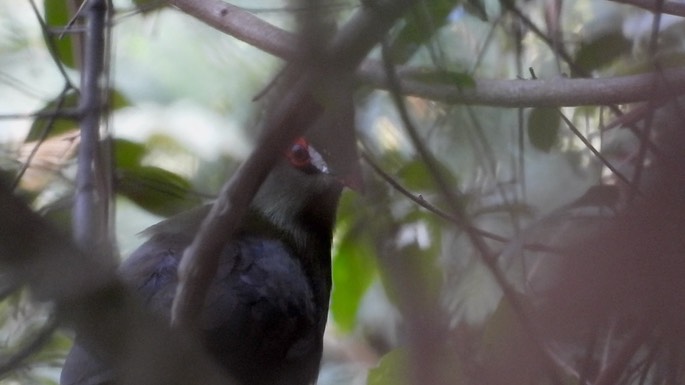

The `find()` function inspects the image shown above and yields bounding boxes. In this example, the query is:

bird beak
[337,172,364,192]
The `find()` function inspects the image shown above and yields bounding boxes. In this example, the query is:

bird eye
[286,138,312,168]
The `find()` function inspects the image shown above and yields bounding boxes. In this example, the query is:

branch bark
[167,0,685,107]
[74,0,107,252]
[360,64,685,107]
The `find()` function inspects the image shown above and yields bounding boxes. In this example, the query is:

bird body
[61,139,347,385]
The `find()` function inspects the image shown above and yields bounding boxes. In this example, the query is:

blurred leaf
[407,70,475,89]
[113,139,146,170]
[575,31,631,72]
[527,107,560,152]
[110,90,132,110]
[367,348,410,385]
[331,228,377,332]
[27,90,131,142]
[116,166,201,217]
[44,0,78,68]
[397,158,459,192]
[388,0,463,63]
[26,91,79,142]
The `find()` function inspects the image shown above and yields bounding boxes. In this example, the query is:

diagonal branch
[165,0,299,59]
[170,0,420,328]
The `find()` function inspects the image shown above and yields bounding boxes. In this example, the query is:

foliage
[1,0,685,385]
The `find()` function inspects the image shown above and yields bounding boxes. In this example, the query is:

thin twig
[27,0,75,89]
[380,39,566,385]
[11,86,73,191]
[558,111,637,191]
[361,151,560,254]
[0,108,81,120]
[499,0,584,77]
[499,0,668,169]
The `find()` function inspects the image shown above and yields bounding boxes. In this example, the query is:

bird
[60,137,356,385]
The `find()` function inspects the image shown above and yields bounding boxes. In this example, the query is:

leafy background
[1,0,683,385]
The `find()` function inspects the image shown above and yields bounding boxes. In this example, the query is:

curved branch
[167,0,685,107]
[360,64,685,107]
[166,0,298,59]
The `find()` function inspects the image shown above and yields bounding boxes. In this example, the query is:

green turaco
[60,137,358,385]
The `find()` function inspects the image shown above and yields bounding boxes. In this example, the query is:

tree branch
[608,0,685,17]
[165,0,299,59]
[167,0,685,107]
[170,0,419,328]
[74,0,108,254]
[360,64,685,107]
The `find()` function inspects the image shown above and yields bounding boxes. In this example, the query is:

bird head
[251,137,361,244]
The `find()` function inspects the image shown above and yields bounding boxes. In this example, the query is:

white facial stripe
[307,145,329,174]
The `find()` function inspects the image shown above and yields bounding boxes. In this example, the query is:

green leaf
[44,0,78,68]
[26,90,79,142]
[26,90,131,142]
[367,348,410,385]
[397,158,459,192]
[110,89,132,110]
[113,139,146,170]
[331,228,377,332]
[116,166,202,217]
[527,107,560,152]
[575,31,631,72]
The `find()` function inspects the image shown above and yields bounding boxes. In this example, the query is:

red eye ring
[286,138,312,168]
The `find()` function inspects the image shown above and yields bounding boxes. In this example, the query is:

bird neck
[246,185,341,310]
